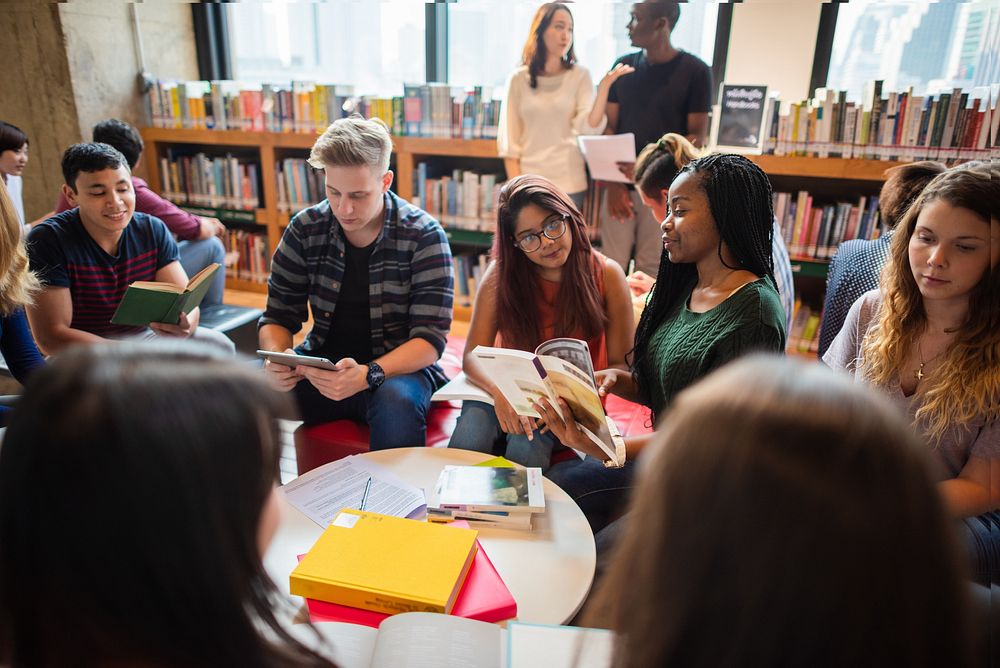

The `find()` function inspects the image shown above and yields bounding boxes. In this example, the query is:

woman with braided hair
[537,153,786,532]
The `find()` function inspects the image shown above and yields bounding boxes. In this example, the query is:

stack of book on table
[291,510,517,624]
[427,465,546,531]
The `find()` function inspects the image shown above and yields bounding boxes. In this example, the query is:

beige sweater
[497,65,606,194]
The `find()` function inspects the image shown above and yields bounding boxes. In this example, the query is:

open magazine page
[469,346,626,468]
[535,356,625,466]
[533,338,596,382]
[470,347,558,419]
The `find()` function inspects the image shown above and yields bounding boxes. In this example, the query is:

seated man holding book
[260,116,454,449]
[54,119,228,308]
[26,142,234,354]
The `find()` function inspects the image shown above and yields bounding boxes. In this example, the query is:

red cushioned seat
[293,335,652,475]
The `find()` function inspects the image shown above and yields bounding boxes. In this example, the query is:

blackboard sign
[711,84,769,153]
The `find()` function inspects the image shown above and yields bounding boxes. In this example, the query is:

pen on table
[358,477,373,511]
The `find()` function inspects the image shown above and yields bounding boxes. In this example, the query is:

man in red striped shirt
[26,143,232,355]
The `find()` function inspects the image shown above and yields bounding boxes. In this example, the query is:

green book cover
[110,263,220,327]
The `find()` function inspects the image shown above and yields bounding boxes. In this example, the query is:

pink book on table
[298,521,517,626]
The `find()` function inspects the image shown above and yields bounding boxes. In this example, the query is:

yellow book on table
[290,510,478,615]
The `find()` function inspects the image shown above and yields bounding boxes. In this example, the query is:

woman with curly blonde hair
[824,164,999,579]
[0,177,42,424]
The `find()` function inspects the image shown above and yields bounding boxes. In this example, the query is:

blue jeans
[545,455,636,532]
[292,369,435,450]
[178,236,226,307]
[448,400,559,471]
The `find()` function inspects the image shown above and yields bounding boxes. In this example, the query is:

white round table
[265,447,596,625]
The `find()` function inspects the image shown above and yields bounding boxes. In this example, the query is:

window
[447,1,719,89]
[827,0,1000,102]
[227,1,426,96]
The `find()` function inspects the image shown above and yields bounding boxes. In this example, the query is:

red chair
[293,336,652,475]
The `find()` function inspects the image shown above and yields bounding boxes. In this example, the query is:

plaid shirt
[260,191,454,387]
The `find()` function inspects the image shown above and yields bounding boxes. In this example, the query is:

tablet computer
[257,350,340,371]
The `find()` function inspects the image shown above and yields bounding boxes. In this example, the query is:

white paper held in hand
[577,133,637,184]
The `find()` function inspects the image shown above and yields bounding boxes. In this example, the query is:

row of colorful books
[158,152,261,211]
[787,300,822,357]
[222,229,270,284]
[763,82,998,161]
[414,163,504,232]
[276,158,325,214]
[774,190,881,261]
[453,253,490,308]
[146,79,501,139]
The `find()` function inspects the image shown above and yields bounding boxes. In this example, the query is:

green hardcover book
[110,263,220,327]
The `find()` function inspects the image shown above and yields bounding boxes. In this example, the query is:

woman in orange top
[448,175,633,470]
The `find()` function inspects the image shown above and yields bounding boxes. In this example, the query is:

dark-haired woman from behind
[448,174,634,470]
[537,153,786,532]
[0,177,43,426]
[585,356,974,668]
[0,343,337,668]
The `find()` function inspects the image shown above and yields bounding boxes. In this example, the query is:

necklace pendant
[915,364,925,381]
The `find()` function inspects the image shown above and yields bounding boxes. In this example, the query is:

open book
[432,338,625,467]
[110,262,220,326]
[299,613,614,668]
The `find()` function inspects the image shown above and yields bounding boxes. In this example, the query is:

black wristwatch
[366,362,386,391]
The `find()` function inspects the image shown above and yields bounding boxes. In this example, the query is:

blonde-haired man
[260,117,454,448]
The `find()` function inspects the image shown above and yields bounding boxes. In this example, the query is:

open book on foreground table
[297,613,614,668]
[432,338,625,467]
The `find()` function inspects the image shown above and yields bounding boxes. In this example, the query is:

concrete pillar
[0,1,198,222]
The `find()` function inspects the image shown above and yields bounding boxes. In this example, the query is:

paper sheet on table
[577,133,636,184]
[281,456,426,527]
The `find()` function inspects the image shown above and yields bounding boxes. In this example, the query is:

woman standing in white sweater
[498,2,632,210]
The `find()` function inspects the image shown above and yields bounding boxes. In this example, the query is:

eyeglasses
[514,216,568,253]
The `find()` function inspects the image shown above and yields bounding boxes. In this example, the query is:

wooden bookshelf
[140,128,896,316]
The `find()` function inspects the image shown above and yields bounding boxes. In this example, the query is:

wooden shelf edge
[749,155,906,182]
[225,278,268,293]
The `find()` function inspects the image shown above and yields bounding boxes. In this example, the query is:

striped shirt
[27,209,179,337]
[261,191,454,387]
[817,232,893,358]
[771,220,795,335]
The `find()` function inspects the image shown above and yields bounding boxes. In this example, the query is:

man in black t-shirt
[600,0,712,278]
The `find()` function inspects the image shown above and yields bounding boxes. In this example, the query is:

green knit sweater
[647,278,786,416]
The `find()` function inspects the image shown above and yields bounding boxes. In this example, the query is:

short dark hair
[645,0,681,29]
[878,160,946,231]
[60,142,129,191]
[92,119,144,169]
[0,122,28,154]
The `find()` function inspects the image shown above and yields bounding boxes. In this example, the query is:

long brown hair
[492,174,604,351]
[585,355,973,668]
[862,164,1000,442]
[521,2,576,88]
[0,178,38,314]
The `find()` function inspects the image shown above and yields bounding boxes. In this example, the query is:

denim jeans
[292,368,435,450]
[545,455,636,533]
[447,400,560,471]
[178,236,226,307]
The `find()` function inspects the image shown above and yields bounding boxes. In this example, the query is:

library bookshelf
[140,127,498,295]
[139,127,898,343]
